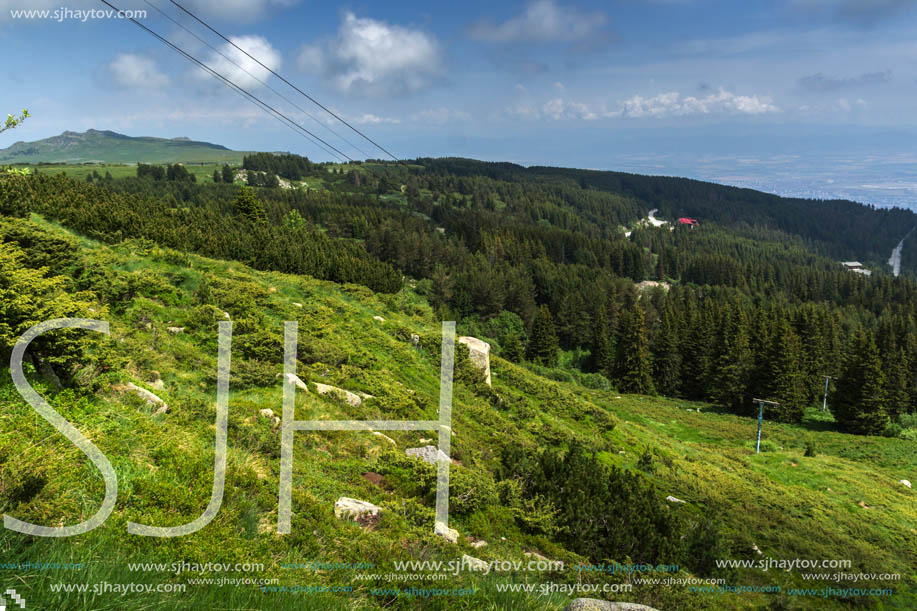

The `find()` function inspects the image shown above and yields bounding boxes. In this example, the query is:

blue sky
[2,0,917,204]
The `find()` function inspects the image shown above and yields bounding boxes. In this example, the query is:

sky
[2,0,917,206]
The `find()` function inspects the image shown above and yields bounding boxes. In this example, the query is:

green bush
[804,438,817,457]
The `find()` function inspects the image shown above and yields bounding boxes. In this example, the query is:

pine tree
[614,301,655,394]
[653,306,681,396]
[710,307,752,411]
[222,164,234,183]
[832,330,889,435]
[502,333,526,363]
[528,304,559,366]
[233,186,267,223]
[767,318,806,423]
[680,300,714,400]
[213,169,221,183]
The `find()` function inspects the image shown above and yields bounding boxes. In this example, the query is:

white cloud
[351,113,401,125]
[470,0,607,43]
[198,35,281,89]
[106,53,169,89]
[507,88,779,121]
[617,89,779,118]
[296,12,443,97]
[542,98,597,120]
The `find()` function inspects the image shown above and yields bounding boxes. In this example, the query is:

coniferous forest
[4,156,917,437]
[3,153,917,610]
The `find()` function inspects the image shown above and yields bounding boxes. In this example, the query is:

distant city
[605,152,917,212]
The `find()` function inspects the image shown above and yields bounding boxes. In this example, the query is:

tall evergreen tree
[233,186,267,223]
[614,301,655,395]
[832,330,890,435]
[528,304,559,366]
[767,318,806,423]
[653,306,682,396]
[710,307,752,411]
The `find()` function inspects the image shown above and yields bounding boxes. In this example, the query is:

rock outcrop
[434,520,459,543]
[127,382,169,415]
[900,479,912,489]
[406,445,450,464]
[313,382,362,407]
[458,336,491,386]
[334,497,381,524]
[284,373,309,392]
[259,408,281,428]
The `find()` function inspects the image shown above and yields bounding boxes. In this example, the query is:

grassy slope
[0,217,915,610]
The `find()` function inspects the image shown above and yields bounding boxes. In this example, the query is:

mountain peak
[0,129,238,164]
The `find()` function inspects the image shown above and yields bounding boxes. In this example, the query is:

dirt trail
[888,226,916,277]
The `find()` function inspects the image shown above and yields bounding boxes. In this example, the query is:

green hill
[0,129,247,164]
[1,213,915,610]
[2,158,917,610]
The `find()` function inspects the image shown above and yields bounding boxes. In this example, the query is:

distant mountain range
[0,129,248,164]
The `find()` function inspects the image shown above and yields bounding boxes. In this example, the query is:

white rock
[524,551,548,562]
[752,544,763,555]
[471,540,488,549]
[334,497,381,522]
[313,382,362,407]
[458,336,491,386]
[419,437,432,444]
[127,382,168,413]
[372,431,396,445]
[153,405,170,416]
[285,373,309,392]
[665,496,686,504]
[373,315,385,322]
[434,520,459,543]
[259,408,275,419]
[410,333,421,346]
[900,479,912,489]
[292,302,303,308]
[462,554,488,572]
[223,311,231,319]
[406,446,450,464]
[166,326,184,334]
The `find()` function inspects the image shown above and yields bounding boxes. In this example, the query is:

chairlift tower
[753,398,780,454]
[821,375,833,412]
